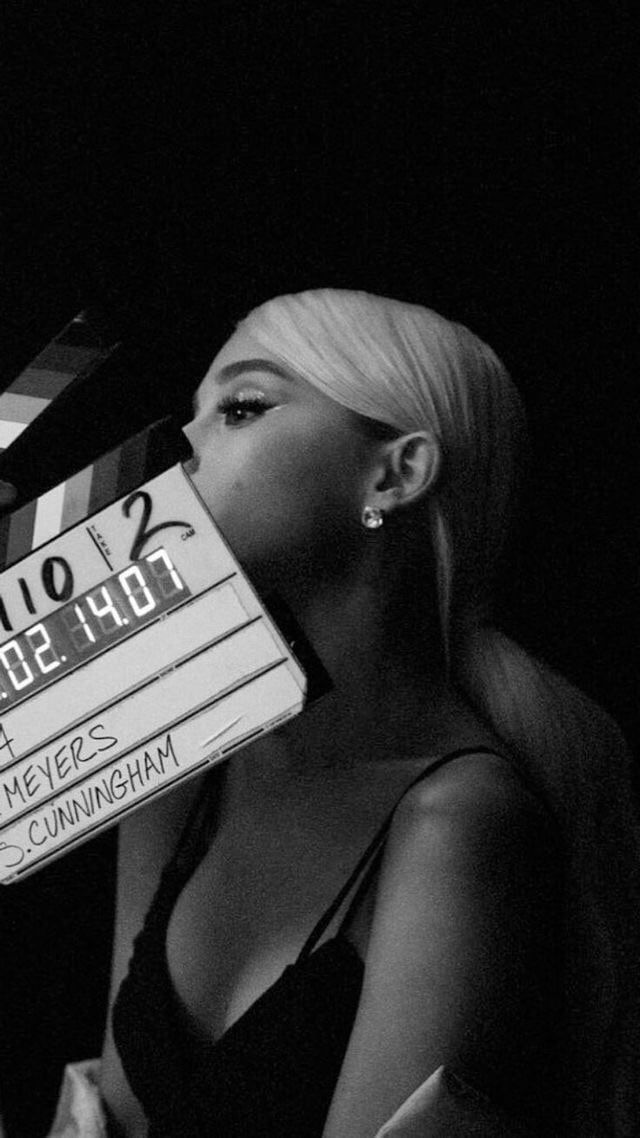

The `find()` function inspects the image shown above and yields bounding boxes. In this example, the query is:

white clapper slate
[0,463,307,882]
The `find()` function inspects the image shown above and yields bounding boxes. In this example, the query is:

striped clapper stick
[0,423,308,883]
[0,310,122,542]
[0,418,191,584]
[0,310,120,454]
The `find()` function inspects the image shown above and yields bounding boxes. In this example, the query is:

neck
[240,558,480,789]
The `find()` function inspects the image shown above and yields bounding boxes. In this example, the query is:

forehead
[188,332,398,452]
[192,330,395,444]
[195,329,298,398]
[207,328,279,374]
[194,328,335,418]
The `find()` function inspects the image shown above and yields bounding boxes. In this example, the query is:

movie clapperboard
[0,316,309,883]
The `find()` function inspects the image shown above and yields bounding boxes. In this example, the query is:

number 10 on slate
[0,549,189,709]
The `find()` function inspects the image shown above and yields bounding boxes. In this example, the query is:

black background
[0,3,636,1133]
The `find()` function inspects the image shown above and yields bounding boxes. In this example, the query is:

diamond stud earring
[362,505,384,530]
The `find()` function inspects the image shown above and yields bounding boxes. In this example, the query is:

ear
[366,431,441,514]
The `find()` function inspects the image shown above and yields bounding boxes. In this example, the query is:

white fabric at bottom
[44,1058,537,1137]
[46,1060,108,1138]
[374,1065,540,1137]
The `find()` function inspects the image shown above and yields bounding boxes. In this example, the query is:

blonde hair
[240,288,640,1134]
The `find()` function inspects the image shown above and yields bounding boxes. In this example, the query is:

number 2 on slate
[122,491,189,561]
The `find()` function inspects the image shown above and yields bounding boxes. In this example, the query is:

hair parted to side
[240,288,640,1135]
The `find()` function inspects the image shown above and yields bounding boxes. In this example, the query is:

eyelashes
[216,391,273,425]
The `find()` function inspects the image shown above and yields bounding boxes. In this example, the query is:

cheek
[192,435,363,580]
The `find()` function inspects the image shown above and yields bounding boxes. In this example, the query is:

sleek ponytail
[456,626,640,1133]
[241,288,640,1133]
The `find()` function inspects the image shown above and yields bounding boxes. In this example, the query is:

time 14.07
[0,548,189,710]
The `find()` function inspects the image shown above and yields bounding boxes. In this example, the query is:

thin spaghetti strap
[298,746,506,959]
[296,812,393,960]
[164,766,224,882]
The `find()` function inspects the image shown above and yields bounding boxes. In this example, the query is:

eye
[217,391,273,426]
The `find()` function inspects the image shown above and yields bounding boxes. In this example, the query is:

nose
[181,422,200,475]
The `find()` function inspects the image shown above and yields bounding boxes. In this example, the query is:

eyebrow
[216,358,299,385]
[192,357,300,417]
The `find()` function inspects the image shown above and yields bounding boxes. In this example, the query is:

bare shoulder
[390,750,557,873]
[371,749,562,953]
[324,753,563,1134]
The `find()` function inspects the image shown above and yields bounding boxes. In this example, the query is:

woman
[47,290,638,1136]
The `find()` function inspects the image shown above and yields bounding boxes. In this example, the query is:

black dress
[112,746,506,1137]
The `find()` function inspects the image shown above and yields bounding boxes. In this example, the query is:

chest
[164,805,376,1042]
